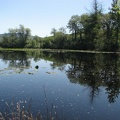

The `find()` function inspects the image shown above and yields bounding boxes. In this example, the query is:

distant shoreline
[0,48,119,54]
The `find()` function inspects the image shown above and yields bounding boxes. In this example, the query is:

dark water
[0,50,120,120]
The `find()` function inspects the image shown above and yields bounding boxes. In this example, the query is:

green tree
[26,35,43,48]
[108,0,120,51]
[59,27,66,34]
[50,28,57,37]
[83,0,103,50]
[53,27,67,49]
[100,14,113,51]
[33,35,43,48]
[43,36,54,48]
[67,15,82,40]
[79,14,90,49]
[0,25,31,48]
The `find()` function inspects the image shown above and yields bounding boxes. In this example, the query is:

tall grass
[0,87,65,120]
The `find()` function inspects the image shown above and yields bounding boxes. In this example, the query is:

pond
[0,50,120,120]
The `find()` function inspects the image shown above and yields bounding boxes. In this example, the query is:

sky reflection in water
[0,51,120,120]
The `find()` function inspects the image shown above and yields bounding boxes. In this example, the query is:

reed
[0,87,64,120]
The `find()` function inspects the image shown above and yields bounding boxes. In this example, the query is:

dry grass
[0,100,61,120]
[0,87,64,120]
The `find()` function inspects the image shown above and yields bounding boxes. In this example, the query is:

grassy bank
[0,48,119,54]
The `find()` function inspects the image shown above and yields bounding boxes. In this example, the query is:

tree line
[0,0,120,51]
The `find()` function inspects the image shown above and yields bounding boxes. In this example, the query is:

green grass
[0,48,118,53]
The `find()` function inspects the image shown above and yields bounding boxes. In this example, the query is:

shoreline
[0,48,119,54]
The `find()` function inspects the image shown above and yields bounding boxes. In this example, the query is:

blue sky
[0,0,112,37]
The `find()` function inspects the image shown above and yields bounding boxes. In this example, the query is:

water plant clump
[0,87,64,120]
[0,100,61,120]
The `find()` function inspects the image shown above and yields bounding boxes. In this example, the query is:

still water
[0,50,120,120]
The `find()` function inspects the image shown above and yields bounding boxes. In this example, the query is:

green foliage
[43,27,68,49]
[50,28,57,36]
[1,0,120,52]
[52,27,67,49]
[0,25,31,48]
[26,35,43,48]
[43,36,54,48]
[67,15,83,40]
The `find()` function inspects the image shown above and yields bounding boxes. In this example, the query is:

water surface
[0,51,120,120]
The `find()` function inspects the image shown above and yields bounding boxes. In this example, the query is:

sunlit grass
[0,48,118,53]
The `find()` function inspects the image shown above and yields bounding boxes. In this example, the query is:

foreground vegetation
[0,99,62,120]
[0,0,120,52]
[0,86,63,120]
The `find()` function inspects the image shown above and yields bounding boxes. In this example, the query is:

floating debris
[28,72,34,75]
[35,65,39,69]
[0,66,39,75]
[46,72,56,74]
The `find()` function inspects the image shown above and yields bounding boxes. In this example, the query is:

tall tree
[59,27,66,34]
[53,28,67,49]
[17,25,31,47]
[1,25,31,48]
[67,15,82,40]
[109,0,120,50]
[50,28,57,37]
[80,14,90,49]
[83,0,103,50]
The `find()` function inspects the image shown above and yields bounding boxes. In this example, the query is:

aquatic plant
[0,87,64,120]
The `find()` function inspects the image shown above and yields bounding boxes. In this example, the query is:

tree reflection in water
[64,53,120,104]
[0,50,120,104]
